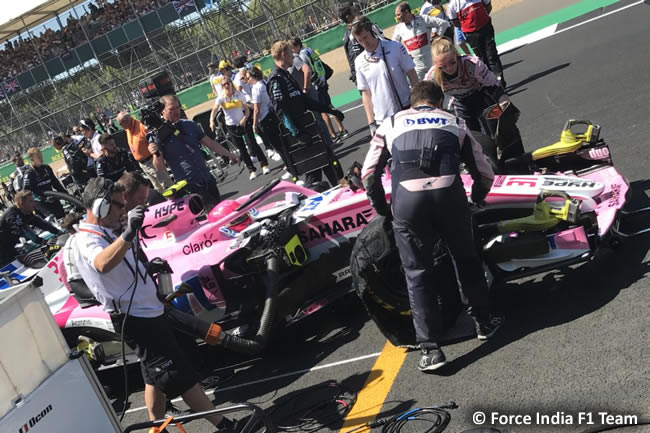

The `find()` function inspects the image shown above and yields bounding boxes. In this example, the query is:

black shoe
[476,314,505,340]
[165,401,191,419]
[418,345,447,371]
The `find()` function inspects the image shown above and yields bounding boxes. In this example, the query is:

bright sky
[0,0,48,26]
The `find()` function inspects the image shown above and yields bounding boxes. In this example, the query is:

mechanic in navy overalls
[360,81,504,372]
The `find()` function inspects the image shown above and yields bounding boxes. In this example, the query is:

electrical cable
[268,380,357,432]
[343,403,458,433]
[116,229,141,421]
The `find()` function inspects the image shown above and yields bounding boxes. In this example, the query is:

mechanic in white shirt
[71,177,232,427]
[393,1,450,80]
[352,17,419,135]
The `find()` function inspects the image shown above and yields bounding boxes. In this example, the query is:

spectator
[149,95,239,209]
[117,112,173,193]
[79,118,103,159]
[352,17,419,134]
[0,190,62,265]
[339,1,385,85]
[393,2,450,80]
[23,147,67,219]
[96,133,138,182]
[447,0,505,86]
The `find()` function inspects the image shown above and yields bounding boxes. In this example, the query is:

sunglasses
[437,58,457,70]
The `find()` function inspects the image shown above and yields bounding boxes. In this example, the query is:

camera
[141,101,178,147]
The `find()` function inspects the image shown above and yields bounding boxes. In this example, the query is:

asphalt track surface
[112,2,650,432]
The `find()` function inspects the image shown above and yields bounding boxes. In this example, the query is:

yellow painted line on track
[338,341,408,433]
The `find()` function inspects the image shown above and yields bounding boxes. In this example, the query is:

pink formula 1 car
[25,120,647,363]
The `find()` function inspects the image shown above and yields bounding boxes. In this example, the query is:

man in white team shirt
[71,177,233,427]
[352,17,419,135]
[393,1,450,80]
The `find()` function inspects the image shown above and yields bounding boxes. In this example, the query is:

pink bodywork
[44,163,629,334]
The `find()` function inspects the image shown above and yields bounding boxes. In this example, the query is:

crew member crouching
[361,81,504,372]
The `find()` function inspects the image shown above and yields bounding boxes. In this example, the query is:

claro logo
[182,234,215,255]
[18,404,52,433]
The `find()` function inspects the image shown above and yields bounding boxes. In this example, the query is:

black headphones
[88,177,115,219]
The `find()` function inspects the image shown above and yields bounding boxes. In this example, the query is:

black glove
[369,121,378,136]
[122,205,146,243]
[470,181,490,207]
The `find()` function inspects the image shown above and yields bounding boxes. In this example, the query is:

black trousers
[464,22,504,79]
[392,177,491,346]
[226,124,268,171]
[186,177,221,210]
[260,112,291,166]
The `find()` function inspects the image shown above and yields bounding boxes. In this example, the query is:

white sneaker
[262,165,270,175]
[281,171,292,180]
[249,171,257,180]
[271,152,282,162]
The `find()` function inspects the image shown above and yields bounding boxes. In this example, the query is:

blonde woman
[425,37,524,161]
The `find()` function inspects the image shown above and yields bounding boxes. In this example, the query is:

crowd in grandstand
[0,0,168,82]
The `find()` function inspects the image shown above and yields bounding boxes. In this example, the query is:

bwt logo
[18,404,52,432]
[404,117,448,126]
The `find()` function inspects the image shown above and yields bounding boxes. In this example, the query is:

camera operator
[96,133,139,182]
[52,133,96,188]
[23,147,67,219]
[70,178,235,427]
[116,111,173,194]
[0,190,63,265]
[149,95,239,209]
[79,118,103,159]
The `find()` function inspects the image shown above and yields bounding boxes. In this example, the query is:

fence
[0,0,403,180]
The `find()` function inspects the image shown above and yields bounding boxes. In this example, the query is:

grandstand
[0,0,373,164]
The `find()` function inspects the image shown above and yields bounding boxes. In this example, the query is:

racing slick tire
[350,215,462,347]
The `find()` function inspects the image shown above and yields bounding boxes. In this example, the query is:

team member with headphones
[70,177,234,428]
